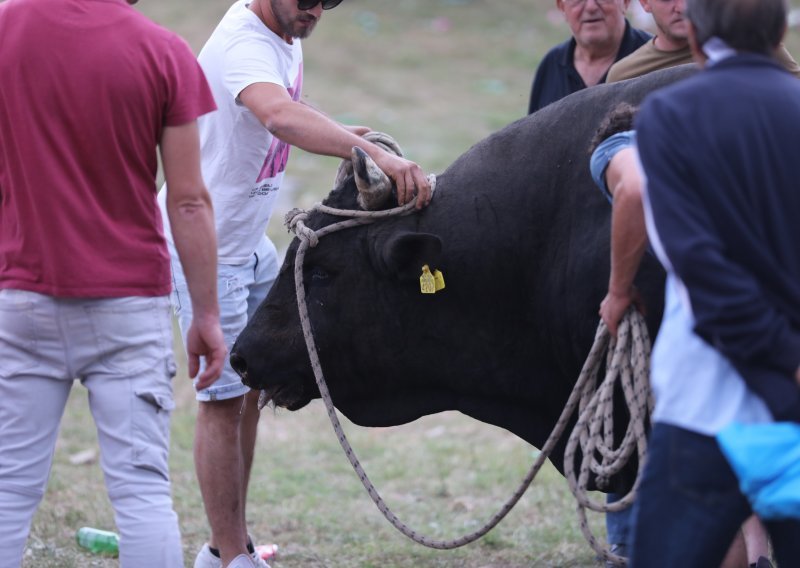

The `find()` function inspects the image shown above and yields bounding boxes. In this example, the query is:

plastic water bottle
[75,527,119,556]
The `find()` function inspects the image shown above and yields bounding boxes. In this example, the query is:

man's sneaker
[225,554,256,568]
[193,543,271,568]
[193,543,221,568]
[250,551,271,568]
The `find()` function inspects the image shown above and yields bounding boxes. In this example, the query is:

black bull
[231,64,696,493]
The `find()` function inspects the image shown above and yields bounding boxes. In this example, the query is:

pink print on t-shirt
[256,63,303,182]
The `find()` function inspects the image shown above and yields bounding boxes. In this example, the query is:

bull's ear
[380,231,442,280]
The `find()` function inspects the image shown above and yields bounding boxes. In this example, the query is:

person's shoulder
[774,42,800,78]
[642,64,701,108]
[215,4,290,54]
[609,43,693,83]
[638,75,697,130]
[140,19,197,62]
[712,54,800,102]
[534,38,571,80]
[607,40,654,82]
[541,37,573,62]
[629,25,653,44]
[615,21,653,63]
[119,6,188,46]
[622,21,653,48]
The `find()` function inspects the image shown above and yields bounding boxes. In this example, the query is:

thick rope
[564,312,653,566]
[282,134,652,559]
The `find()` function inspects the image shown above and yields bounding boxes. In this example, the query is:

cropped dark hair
[588,102,639,156]
[686,0,787,55]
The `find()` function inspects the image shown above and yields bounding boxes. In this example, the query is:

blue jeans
[606,492,632,546]
[170,235,279,401]
[0,290,183,567]
[630,423,800,567]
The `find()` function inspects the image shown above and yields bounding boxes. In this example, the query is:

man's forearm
[169,197,220,319]
[249,89,363,160]
[608,177,647,297]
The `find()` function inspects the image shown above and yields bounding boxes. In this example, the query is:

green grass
[29,365,608,567]
[21,1,800,566]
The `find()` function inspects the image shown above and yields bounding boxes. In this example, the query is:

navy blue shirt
[637,54,800,422]
[527,21,651,115]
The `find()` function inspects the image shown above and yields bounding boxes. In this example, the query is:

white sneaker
[193,544,222,568]
[226,554,256,568]
[251,552,271,568]
[193,542,271,568]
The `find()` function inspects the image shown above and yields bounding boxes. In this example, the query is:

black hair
[686,0,786,55]
[588,102,638,156]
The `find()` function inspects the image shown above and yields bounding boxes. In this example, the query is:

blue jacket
[637,53,800,422]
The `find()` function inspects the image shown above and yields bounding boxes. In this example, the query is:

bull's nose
[229,351,248,380]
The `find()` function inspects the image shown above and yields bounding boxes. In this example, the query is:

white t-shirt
[159,0,303,264]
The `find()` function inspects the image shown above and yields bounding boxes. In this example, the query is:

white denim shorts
[169,235,280,401]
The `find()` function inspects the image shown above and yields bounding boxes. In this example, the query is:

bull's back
[422,65,690,378]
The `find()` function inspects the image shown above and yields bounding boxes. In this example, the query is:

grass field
[20,1,800,566]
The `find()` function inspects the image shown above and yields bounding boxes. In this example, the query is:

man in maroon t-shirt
[0,0,226,565]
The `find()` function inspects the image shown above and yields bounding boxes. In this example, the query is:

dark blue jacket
[637,54,800,422]
[527,21,650,114]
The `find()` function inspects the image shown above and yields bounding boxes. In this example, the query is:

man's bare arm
[161,121,227,389]
[599,148,648,336]
[239,82,431,208]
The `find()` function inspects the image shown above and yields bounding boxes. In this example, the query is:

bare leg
[240,389,262,526]
[742,515,770,565]
[720,528,747,568]
[195,396,249,567]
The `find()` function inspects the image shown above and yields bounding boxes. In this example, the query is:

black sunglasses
[297,0,343,10]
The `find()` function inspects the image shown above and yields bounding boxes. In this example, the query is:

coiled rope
[564,313,653,566]
[282,133,652,564]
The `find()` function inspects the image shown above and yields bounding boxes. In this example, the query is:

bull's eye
[307,266,331,287]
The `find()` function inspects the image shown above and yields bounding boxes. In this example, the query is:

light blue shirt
[649,277,773,435]
[589,130,636,202]
[640,156,774,435]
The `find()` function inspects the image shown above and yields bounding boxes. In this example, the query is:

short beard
[270,0,318,39]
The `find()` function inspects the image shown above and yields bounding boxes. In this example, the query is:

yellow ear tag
[433,269,445,292]
[420,265,436,294]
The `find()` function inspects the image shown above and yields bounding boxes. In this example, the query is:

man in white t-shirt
[158,1,432,567]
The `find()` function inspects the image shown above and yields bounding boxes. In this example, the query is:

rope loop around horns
[333,131,405,190]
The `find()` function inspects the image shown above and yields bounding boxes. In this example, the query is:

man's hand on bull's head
[371,150,432,210]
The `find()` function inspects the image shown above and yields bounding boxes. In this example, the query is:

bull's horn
[352,146,392,210]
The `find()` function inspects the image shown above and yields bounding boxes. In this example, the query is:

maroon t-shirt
[0,0,216,297]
